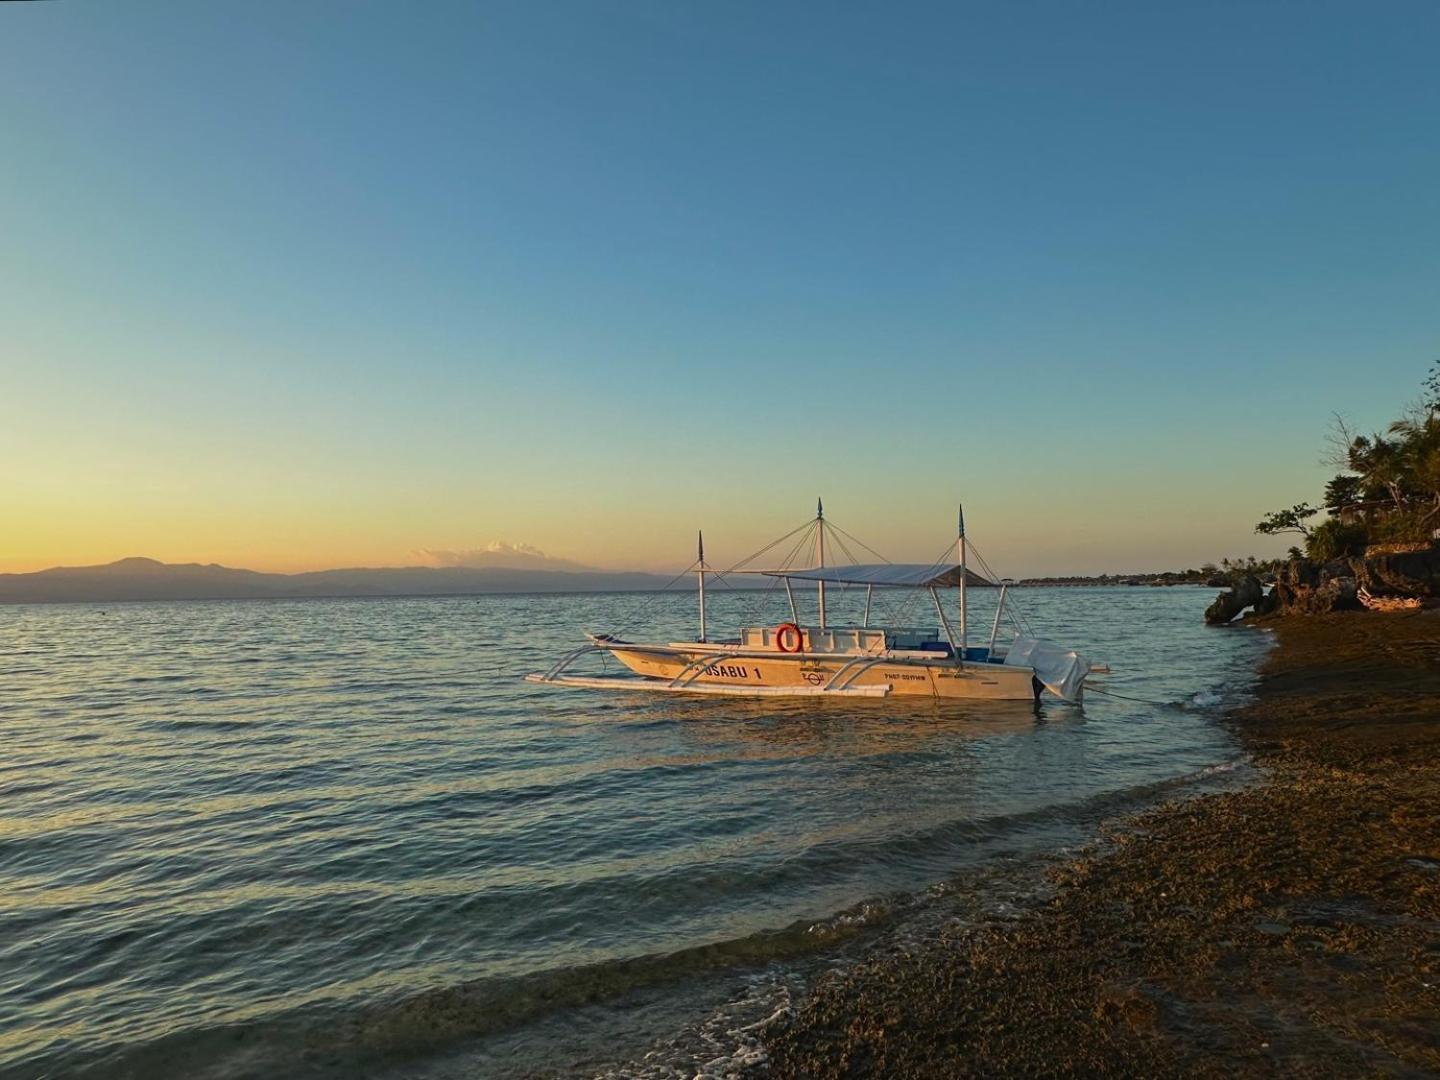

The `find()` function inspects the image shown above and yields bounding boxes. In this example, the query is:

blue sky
[2,1,1437,574]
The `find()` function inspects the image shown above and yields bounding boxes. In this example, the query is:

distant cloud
[414,541,594,571]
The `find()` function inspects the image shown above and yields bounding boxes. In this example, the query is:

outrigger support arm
[668,651,736,689]
[824,654,887,692]
[536,642,604,682]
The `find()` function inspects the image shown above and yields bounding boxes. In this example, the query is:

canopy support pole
[989,583,1007,656]
[863,585,873,628]
[784,578,799,623]
[932,587,960,660]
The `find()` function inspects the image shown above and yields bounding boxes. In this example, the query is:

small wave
[806,900,892,938]
[591,970,798,1080]
[1196,758,1243,776]
[62,921,854,1079]
[137,717,265,732]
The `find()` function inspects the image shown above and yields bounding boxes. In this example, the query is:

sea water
[0,587,1268,1077]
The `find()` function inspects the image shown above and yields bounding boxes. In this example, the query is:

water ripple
[0,589,1267,1078]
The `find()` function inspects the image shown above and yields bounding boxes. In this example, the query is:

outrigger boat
[525,503,1096,703]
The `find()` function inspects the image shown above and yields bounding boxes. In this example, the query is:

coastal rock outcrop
[1252,588,1281,617]
[1229,545,1440,620]
[1285,575,1360,615]
[1204,574,1263,624]
[1202,543,1440,622]
[1352,544,1440,598]
[1266,557,1360,615]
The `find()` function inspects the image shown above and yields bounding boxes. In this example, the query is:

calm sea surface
[0,587,1268,1078]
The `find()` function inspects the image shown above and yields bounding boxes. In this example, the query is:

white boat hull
[604,646,1039,700]
[524,673,893,697]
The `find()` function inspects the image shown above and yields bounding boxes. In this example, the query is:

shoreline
[761,613,1440,1077]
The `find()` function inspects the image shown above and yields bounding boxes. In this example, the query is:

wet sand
[763,613,1440,1077]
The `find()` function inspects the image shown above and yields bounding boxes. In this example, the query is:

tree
[1270,365,1440,552]
[1323,474,1363,511]
[1355,434,1408,505]
[1254,503,1321,539]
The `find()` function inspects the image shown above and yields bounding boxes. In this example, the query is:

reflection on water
[0,588,1267,1078]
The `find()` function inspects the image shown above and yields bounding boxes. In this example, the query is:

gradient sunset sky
[3,1,1438,576]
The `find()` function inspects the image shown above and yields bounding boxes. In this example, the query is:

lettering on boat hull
[703,664,754,679]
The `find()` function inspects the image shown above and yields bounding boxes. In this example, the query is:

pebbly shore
[761,613,1440,1077]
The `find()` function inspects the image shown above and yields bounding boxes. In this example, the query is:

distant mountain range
[0,557,712,604]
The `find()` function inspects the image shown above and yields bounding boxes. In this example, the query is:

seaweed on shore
[763,613,1440,1078]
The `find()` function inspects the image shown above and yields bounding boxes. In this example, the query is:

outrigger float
[526,502,1098,703]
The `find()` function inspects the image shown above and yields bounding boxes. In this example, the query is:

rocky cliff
[1205,544,1440,623]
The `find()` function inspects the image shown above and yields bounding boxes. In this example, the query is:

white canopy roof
[734,563,994,588]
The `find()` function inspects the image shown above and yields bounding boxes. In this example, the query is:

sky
[2,1,1438,576]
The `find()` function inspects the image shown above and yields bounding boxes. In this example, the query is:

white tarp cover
[1003,636,1090,701]
[741,563,993,588]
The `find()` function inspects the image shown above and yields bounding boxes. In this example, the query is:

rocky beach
[762,612,1440,1077]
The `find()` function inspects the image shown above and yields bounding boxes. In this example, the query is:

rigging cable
[825,520,893,564]
[604,558,702,639]
[1083,683,1177,708]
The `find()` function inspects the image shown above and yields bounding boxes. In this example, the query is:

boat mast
[816,497,826,631]
[697,530,707,642]
[958,504,968,658]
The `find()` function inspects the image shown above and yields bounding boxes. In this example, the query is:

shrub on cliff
[1370,509,1432,545]
[1305,520,1369,562]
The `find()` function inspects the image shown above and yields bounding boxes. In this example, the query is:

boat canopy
[734,563,993,588]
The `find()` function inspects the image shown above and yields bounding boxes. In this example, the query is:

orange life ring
[774,622,803,653]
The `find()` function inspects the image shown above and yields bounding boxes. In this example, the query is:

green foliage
[1345,433,1408,504]
[1323,474,1363,510]
[1304,519,1369,562]
[1254,503,1321,537]
[1404,432,1440,501]
[1370,510,1431,545]
[1262,366,1440,554]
